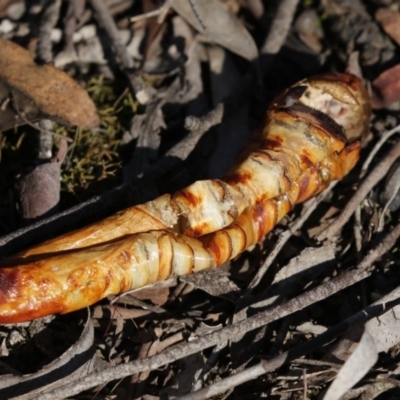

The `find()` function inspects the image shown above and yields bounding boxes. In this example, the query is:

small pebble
[7,1,25,20]
[0,19,15,35]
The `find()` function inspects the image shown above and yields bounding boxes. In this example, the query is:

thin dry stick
[317,140,400,242]
[303,369,307,400]
[89,0,132,68]
[88,0,147,101]
[35,0,61,159]
[360,124,400,178]
[353,206,363,254]
[343,381,398,400]
[130,0,172,23]
[36,0,62,63]
[37,120,54,160]
[184,103,224,134]
[292,358,341,370]
[193,341,228,391]
[36,220,400,400]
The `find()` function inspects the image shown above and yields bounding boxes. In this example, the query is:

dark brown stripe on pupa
[286,103,347,143]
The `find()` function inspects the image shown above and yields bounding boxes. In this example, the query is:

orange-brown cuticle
[186,227,203,238]
[299,151,314,168]
[120,250,130,261]
[225,171,252,186]
[252,201,274,240]
[0,269,20,302]
[263,136,284,149]
[280,173,291,193]
[297,174,311,203]
[202,235,225,266]
[180,190,200,207]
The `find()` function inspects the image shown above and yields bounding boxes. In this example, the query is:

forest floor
[1,1,400,399]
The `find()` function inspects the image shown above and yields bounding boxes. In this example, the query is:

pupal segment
[0,73,371,323]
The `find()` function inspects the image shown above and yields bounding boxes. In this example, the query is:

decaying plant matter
[0,72,370,324]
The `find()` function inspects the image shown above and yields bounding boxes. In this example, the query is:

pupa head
[273,73,371,143]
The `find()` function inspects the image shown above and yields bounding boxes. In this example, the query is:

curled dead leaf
[16,136,69,222]
[372,64,400,109]
[0,37,99,130]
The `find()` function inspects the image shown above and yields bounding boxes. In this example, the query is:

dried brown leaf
[323,328,378,400]
[171,0,258,61]
[365,286,400,353]
[0,0,19,17]
[0,37,99,130]
[376,7,400,46]
[160,353,205,397]
[0,79,44,131]
[372,64,400,109]
[126,284,171,306]
[180,267,241,302]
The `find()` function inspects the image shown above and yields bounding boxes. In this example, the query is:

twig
[342,381,398,400]
[35,0,61,161]
[88,0,148,102]
[292,358,341,369]
[37,120,53,160]
[353,206,363,255]
[193,341,228,391]
[170,103,224,157]
[378,160,400,231]
[130,0,172,23]
[184,103,223,134]
[89,0,132,68]
[360,124,400,178]
[35,220,400,400]
[317,140,400,241]
[36,0,62,63]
